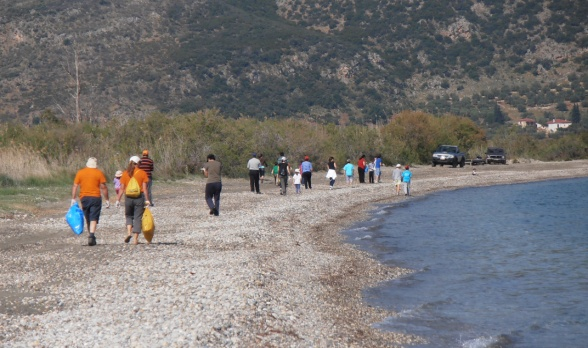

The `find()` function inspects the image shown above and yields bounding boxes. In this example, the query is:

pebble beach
[1,160,587,347]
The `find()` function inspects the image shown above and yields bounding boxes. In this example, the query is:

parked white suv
[432,145,466,168]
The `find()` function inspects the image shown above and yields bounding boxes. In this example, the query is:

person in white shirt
[293,168,302,194]
[247,153,262,194]
[392,163,403,195]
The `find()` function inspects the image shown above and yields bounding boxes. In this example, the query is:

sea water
[345,177,588,348]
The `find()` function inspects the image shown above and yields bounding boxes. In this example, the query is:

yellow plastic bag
[142,207,155,243]
[125,176,141,198]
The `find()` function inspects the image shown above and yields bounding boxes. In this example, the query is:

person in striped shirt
[138,149,154,206]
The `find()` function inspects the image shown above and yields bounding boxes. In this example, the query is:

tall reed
[0,146,52,181]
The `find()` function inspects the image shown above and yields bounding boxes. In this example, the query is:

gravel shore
[1,160,587,347]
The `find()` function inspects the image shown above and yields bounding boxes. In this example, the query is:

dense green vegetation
[2,110,587,186]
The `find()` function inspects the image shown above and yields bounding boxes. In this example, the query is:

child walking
[272,162,279,186]
[343,159,354,186]
[293,168,302,194]
[113,170,123,196]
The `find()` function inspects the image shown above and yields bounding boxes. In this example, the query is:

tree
[570,103,581,124]
[55,47,83,123]
[556,102,568,112]
[69,49,82,123]
[493,103,506,124]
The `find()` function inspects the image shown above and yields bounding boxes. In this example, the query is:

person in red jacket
[357,154,367,183]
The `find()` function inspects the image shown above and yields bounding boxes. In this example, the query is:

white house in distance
[546,118,572,132]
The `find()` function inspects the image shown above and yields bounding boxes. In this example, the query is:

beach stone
[0,161,586,347]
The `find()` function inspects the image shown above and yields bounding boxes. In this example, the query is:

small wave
[354,235,372,240]
[372,209,388,215]
[461,334,514,348]
[348,226,370,232]
[461,336,496,348]
[395,308,417,318]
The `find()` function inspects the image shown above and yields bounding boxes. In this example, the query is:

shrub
[1,108,586,184]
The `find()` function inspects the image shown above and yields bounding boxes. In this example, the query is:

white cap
[129,155,141,164]
[295,168,300,172]
[281,156,286,162]
[396,164,401,168]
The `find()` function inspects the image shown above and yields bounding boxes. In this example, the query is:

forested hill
[1,0,586,125]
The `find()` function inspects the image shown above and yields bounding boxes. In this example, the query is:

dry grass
[0,146,53,181]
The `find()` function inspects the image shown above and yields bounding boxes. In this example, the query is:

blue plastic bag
[66,204,85,235]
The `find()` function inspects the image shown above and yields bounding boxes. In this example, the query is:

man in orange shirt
[71,157,110,246]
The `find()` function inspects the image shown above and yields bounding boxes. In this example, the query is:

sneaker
[88,236,96,246]
[213,208,219,216]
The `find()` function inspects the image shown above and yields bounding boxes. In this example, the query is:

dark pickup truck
[486,147,507,164]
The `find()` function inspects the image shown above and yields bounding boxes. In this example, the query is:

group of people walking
[247,152,315,196]
[356,154,383,184]
[246,152,412,195]
[70,150,412,246]
[71,150,154,246]
[335,155,412,195]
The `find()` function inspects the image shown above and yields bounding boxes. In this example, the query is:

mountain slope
[0,0,586,125]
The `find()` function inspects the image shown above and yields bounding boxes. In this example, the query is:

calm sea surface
[345,177,588,348]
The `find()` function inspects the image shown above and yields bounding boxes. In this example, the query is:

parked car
[486,147,507,164]
[432,145,466,168]
[470,155,486,165]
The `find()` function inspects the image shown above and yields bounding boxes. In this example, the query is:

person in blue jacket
[374,154,383,183]
[343,159,355,186]
[402,165,412,196]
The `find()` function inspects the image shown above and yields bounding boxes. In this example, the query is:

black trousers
[249,170,260,193]
[358,168,365,183]
[205,182,222,211]
[369,171,374,183]
[302,171,312,189]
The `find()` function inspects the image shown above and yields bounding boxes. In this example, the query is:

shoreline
[0,160,587,346]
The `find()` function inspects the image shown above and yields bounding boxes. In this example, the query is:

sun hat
[130,155,141,164]
[86,157,97,168]
[142,149,149,156]
[396,164,401,168]
[115,170,123,178]
[295,168,300,173]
